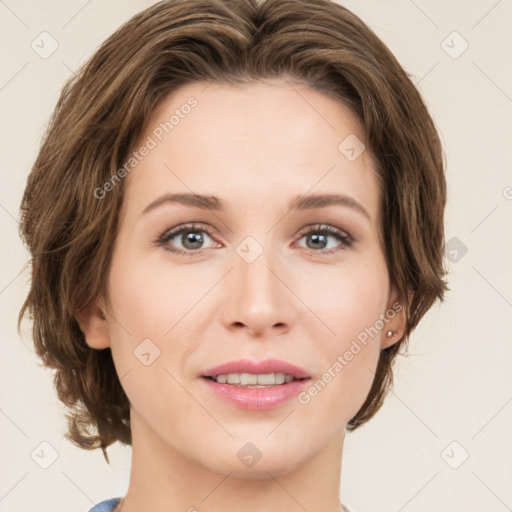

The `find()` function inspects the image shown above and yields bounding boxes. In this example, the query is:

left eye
[294,224,353,254]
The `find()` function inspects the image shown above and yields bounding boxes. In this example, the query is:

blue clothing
[88,497,122,512]
[88,497,354,511]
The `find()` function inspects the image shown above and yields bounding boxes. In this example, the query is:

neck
[117,409,347,512]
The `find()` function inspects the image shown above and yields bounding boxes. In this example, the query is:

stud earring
[385,330,393,338]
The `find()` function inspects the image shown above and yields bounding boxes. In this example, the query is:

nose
[220,241,298,338]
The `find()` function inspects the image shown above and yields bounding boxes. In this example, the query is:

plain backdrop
[1,1,511,511]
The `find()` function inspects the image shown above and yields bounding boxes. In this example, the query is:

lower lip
[201,377,310,410]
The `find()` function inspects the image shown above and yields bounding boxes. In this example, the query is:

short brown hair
[18,0,449,462]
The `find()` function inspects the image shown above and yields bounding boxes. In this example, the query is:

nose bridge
[221,232,296,334]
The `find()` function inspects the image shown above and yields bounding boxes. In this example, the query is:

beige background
[1,1,511,511]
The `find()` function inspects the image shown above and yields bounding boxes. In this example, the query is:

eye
[156,222,354,257]
[295,224,353,255]
[156,223,219,256]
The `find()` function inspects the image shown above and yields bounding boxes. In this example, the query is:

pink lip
[201,378,310,410]
[201,358,310,379]
[200,358,311,410]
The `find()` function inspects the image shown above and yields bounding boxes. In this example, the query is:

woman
[18,0,448,511]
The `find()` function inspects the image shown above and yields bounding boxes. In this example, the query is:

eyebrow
[142,192,371,220]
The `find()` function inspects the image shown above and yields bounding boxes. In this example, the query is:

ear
[380,287,413,350]
[74,297,111,349]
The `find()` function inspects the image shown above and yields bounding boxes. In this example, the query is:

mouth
[200,361,312,410]
[202,373,310,388]
[201,358,311,388]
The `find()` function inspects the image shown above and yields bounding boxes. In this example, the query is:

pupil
[308,233,327,249]
[183,231,203,249]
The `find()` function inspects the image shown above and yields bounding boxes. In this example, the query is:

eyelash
[156,222,354,257]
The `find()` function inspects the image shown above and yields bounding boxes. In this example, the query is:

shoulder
[87,497,122,512]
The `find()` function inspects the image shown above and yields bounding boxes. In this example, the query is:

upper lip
[201,358,310,379]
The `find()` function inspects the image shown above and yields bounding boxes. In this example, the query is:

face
[91,79,404,477]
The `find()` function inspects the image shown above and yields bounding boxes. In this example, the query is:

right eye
[156,223,221,256]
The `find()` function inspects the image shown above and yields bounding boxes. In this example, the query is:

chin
[227,461,301,480]
[205,446,306,480]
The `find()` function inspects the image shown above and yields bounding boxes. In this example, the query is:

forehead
[121,79,380,225]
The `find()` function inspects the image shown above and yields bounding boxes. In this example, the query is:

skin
[77,79,406,512]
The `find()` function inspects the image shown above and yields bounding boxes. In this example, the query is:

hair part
[19,0,449,462]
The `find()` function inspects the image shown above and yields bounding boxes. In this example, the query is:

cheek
[105,248,215,388]
[105,255,190,416]
[295,253,389,342]
[295,255,388,413]
[107,248,189,337]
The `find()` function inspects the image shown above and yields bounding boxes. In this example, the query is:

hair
[18,0,449,463]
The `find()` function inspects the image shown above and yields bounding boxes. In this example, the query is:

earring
[385,330,393,338]
[101,312,106,320]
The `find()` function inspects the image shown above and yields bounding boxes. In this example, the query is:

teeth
[212,372,298,386]
[226,374,240,384]
[241,373,258,385]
